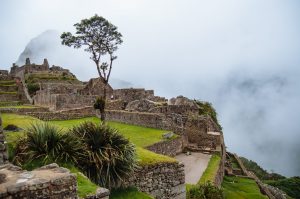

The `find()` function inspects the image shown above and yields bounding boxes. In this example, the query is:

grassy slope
[2,114,175,162]
[110,187,153,199]
[222,176,268,199]
[2,113,176,198]
[51,117,168,147]
[199,154,221,184]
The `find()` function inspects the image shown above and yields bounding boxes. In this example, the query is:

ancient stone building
[10,58,50,76]
[0,70,8,76]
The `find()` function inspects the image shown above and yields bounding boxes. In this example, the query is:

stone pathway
[175,152,211,184]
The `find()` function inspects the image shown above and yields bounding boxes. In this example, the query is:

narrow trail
[176,152,211,184]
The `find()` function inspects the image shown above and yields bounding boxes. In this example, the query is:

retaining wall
[146,137,184,157]
[123,162,186,199]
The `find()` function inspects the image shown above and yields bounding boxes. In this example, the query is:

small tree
[61,14,123,121]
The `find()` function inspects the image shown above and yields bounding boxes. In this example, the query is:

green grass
[230,156,241,169]
[0,80,16,86]
[222,176,268,199]
[110,187,153,199]
[2,114,40,130]
[199,154,221,184]
[68,166,98,198]
[136,147,177,166]
[2,114,176,166]
[50,117,168,147]
[0,105,39,109]
[0,91,17,95]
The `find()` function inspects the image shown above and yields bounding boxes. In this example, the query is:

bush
[14,122,84,166]
[27,83,40,96]
[70,122,137,188]
[266,177,300,199]
[194,100,222,130]
[187,182,224,199]
[94,97,105,110]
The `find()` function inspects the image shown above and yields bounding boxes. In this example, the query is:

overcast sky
[1,0,300,176]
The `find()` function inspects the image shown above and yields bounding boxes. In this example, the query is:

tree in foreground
[61,14,123,121]
[70,122,136,188]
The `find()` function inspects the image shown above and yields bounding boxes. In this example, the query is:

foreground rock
[0,163,77,199]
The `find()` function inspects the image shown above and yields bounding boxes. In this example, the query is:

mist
[0,0,300,176]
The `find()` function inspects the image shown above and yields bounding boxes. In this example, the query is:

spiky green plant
[14,122,85,166]
[70,122,137,188]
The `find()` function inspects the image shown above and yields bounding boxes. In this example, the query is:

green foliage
[94,97,106,111]
[195,100,222,130]
[136,147,177,166]
[27,83,40,96]
[265,177,300,199]
[187,182,224,199]
[70,122,137,188]
[240,157,285,180]
[68,166,99,198]
[13,122,84,166]
[199,154,221,184]
[222,176,268,199]
[50,116,168,147]
[110,187,153,199]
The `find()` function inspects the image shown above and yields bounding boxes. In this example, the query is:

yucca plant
[14,122,85,166]
[70,122,137,188]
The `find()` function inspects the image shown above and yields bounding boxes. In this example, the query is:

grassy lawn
[222,176,268,199]
[199,154,221,184]
[110,187,153,199]
[2,114,176,165]
[50,117,168,148]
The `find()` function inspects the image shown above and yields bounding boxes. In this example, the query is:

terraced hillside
[0,77,28,105]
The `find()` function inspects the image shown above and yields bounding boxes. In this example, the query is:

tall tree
[61,14,123,121]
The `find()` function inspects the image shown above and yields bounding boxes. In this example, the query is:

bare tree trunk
[99,82,107,122]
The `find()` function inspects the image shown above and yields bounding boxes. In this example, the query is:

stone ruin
[0,59,227,198]
[0,113,110,199]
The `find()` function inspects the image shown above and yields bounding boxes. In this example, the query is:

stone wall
[0,114,8,165]
[113,88,166,103]
[146,137,185,157]
[213,134,226,187]
[106,110,166,129]
[0,70,9,76]
[0,107,49,114]
[185,115,221,149]
[0,163,77,199]
[23,112,95,121]
[149,105,199,115]
[34,91,97,111]
[123,162,186,199]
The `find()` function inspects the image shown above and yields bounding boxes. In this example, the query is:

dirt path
[175,152,211,184]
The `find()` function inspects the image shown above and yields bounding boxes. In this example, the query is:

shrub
[27,83,40,96]
[94,97,105,111]
[14,122,84,166]
[70,122,137,188]
[187,182,224,199]
[195,100,222,130]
